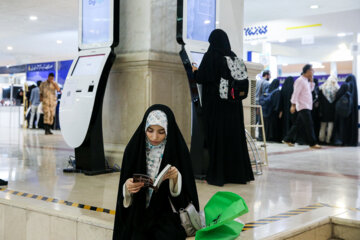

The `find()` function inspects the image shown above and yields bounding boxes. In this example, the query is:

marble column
[102,0,261,166]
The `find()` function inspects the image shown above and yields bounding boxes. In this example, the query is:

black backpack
[219,56,249,102]
[336,91,353,118]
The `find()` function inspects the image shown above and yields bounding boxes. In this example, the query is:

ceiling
[244,0,360,25]
[0,0,78,66]
[1,0,360,67]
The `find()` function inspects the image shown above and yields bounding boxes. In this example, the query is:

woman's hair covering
[145,110,168,135]
[208,29,232,56]
[113,104,199,239]
[320,75,340,103]
[268,79,280,92]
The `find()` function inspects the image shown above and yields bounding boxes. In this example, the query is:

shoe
[0,179,8,186]
[48,125,53,135]
[310,144,321,149]
[45,124,51,135]
[282,140,295,147]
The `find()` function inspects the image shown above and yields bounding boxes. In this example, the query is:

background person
[29,81,42,129]
[333,74,359,146]
[39,73,60,135]
[318,75,339,144]
[283,64,321,149]
[280,76,295,140]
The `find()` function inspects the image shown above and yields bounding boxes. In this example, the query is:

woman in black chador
[333,75,359,146]
[193,29,254,186]
[113,104,199,240]
[264,79,282,142]
[280,77,294,140]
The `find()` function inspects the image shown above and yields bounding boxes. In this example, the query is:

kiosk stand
[60,0,119,175]
[176,0,217,179]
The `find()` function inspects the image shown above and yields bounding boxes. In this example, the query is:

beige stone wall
[102,51,191,152]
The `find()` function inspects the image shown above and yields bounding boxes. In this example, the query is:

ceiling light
[7,46,13,51]
[56,40,63,44]
[310,5,319,9]
[204,20,211,24]
[29,15,38,21]
[216,21,219,25]
[282,63,288,66]
[337,33,346,37]
[279,39,287,43]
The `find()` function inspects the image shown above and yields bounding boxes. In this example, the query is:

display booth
[60,0,119,175]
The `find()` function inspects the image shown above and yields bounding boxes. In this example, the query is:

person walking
[40,73,60,135]
[283,64,321,149]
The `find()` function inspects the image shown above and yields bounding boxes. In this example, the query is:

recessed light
[7,46,13,51]
[56,40,63,44]
[216,21,219,25]
[204,20,211,24]
[279,39,287,43]
[282,63,288,66]
[29,15,38,21]
[337,33,346,37]
[310,5,319,9]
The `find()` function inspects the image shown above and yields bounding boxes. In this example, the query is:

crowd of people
[257,66,359,147]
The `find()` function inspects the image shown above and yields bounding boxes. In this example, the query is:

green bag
[195,192,248,240]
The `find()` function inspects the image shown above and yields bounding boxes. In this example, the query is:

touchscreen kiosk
[60,0,119,175]
[177,0,216,178]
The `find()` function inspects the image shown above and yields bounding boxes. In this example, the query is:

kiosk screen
[187,0,216,42]
[72,54,105,76]
[190,51,205,67]
[82,0,111,44]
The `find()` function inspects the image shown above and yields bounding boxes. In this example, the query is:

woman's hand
[126,178,144,194]
[164,167,179,184]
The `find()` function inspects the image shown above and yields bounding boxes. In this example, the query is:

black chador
[113,105,199,240]
[194,29,254,186]
[280,77,295,139]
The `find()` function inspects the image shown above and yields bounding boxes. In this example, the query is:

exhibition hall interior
[0,0,360,239]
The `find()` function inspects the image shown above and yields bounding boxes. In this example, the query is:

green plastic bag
[195,192,248,240]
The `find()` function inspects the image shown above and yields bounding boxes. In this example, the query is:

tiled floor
[0,126,360,239]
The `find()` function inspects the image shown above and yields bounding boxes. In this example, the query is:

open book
[133,164,172,191]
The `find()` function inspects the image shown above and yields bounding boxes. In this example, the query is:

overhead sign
[244,25,269,42]
[27,62,55,72]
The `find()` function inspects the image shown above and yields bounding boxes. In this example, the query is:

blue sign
[57,60,73,86]
[27,62,55,72]
[244,25,268,37]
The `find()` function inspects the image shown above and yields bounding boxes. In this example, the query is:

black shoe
[0,179,8,186]
[45,124,51,135]
[48,125,53,135]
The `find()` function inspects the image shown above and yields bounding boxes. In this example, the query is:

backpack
[336,91,353,118]
[219,56,249,102]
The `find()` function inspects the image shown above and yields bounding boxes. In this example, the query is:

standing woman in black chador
[264,79,282,142]
[333,75,359,146]
[312,78,321,141]
[113,104,199,240]
[280,77,294,140]
[192,29,254,186]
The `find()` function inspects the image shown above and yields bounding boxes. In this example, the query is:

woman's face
[146,125,166,146]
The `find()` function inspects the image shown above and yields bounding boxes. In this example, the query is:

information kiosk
[177,0,217,178]
[60,0,119,175]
